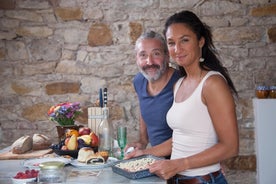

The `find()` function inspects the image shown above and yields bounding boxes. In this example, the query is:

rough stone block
[251,4,276,16]
[88,23,113,46]
[17,0,50,9]
[22,103,50,122]
[0,0,15,9]
[6,41,28,60]
[213,27,261,43]
[223,155,256,171]
[29,39,61,61]
[5,10,43,22]
[16,26,53,38]
[129,22,143,44]
[54,7,83,21]
[45,82,80,95]
[11,82,32,95]
[267,26,276,42]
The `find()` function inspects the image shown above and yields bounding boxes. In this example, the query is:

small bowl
[11,177,36,184]
[255,86,269,99]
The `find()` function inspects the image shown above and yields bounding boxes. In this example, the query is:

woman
[126,10,239,184]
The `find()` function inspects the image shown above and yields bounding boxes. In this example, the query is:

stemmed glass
[117,126,127,159]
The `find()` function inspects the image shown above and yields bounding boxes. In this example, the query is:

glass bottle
[98,107,113,158]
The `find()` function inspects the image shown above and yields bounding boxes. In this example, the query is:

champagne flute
[117,126,127,159]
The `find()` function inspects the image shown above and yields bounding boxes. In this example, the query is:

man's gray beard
[140,64,167,82]
[142,70,161,82]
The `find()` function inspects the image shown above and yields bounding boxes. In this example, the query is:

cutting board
[0,149,53,160]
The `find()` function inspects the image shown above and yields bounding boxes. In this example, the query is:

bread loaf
[32,134,51,150]
[11,135,33,154]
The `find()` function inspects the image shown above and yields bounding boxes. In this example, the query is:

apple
[78,127,91,136]
[90,132,99,147]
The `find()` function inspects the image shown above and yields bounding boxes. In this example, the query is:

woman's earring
[199,46,204,62]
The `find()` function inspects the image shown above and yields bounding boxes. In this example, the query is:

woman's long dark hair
[163,10,238,95]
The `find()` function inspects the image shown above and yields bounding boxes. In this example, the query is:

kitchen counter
[0,149,165,184]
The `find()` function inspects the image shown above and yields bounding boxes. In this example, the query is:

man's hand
[124,148,144,159]
[124,142,145,152]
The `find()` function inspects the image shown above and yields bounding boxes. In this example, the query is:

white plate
[70,157,118,169]
[22,157,72,169]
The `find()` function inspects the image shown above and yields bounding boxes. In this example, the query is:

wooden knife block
[88,107,108,135]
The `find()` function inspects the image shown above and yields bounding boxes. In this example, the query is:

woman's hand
[149,159,182,180]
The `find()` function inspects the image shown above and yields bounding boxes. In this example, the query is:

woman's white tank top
[166,71,222,176]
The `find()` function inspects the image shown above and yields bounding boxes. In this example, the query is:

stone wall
[0,0,275,174]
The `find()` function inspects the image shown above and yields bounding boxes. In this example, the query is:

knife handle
[103,88,107,107]
[99,88,103,108]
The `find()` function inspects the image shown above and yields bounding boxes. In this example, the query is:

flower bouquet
[48,102,82,126]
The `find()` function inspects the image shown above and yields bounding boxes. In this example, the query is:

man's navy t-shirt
[133,70,181,146]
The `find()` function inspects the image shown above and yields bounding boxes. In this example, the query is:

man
[126,31,181,152]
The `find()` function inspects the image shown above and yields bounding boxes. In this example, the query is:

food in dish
[77,147,95,163]
[115,157,156,172]
[77,147,107,164]
[70,157,117,169]
[86,153,105,164]
[98,151,109,161]
[112,155,163,179]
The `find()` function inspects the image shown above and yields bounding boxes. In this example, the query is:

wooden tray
[0,149,53,160]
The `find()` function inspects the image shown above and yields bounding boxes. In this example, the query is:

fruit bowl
[11,177,36,184]
[50,132,99,159]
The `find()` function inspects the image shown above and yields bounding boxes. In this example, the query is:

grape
[77,139,85,149]
[78,139,85,145]
[50,143,60,150]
